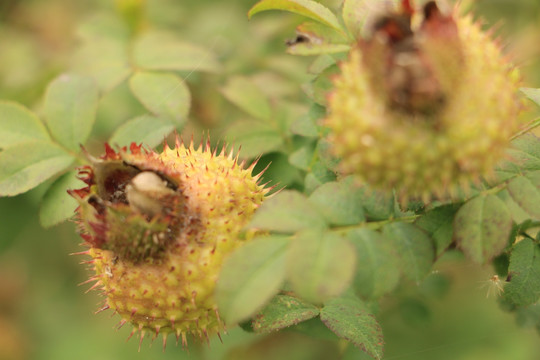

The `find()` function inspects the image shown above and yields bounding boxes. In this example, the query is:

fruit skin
[324,2,522,200]
[70,138,268,347]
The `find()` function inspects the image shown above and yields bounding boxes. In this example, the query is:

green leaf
[0,101,50,147]
[308,54,337,74]
[252,294,320,333]
[507,172,540,220]
[0,141,74,196]
[506,134,540,172]
[504,239,540,306]
[521,87,540,107]
[382,223,434,283]
[248,190,327,233]
[296,21,349,43]
[72,38,131,92]
[274,100,304,135]
[39,171,84,227]
[287,231,356,303]
[129,71,190,125]
[290,115,319,138]
[305,161,337,194]
[289,143,315,171]
[315,138,340,170]
[216,236,290,324]
[44,74,99,151]
[221,76,271,120]
[342,0,370,39]
[133,31,220,72]
[308,178,365,226]
[287,22,350,56]
[357,185,394,221]
[346,229,400,299]
[255,153,304,188]
[226,120,284,159]
[248,0,346,35]
[305,64,340,106]
[109,115,175,148]
[288,42,351,56]
[453,194,513,264]
[497,189,532,224]
[320,294,384,359]
[415,204,460,256]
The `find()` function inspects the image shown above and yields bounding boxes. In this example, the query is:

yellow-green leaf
[248,190,327,233]
[507,172,540,220]
[39,171,84,227]
[287,231,356,303]
[129,71,190,124]
[0,141,74,196]
[308,178,365,226]
[0,101,50,148]
[248,0,346,35]
[109,115,175,148]
[221,76,271,120]
[72,38,131,92]
[44,74,99,151]
[133,31,220,72]
[216,236,290,325]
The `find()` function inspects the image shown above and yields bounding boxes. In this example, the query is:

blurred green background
[1,0,540,359]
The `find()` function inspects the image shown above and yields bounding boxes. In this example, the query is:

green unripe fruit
[325,2,522,200]
[70,138,268,348]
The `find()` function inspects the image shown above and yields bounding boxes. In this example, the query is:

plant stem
[511,117,540,140]
[331,214,420,235]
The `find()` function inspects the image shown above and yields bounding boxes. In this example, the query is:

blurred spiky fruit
[325,0,522,200]
[70,137,269,348]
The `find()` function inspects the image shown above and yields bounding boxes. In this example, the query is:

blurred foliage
[1,0,540,359]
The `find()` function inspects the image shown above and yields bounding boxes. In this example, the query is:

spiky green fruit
[70,138,268,348]
[325,1,522,200]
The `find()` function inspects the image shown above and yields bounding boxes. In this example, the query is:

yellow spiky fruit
[70,138,269,348]
[324,2,522,200]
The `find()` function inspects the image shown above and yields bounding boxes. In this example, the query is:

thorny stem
[331,215,421,235]
[511,117,540,140]
[480,182,507,196]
